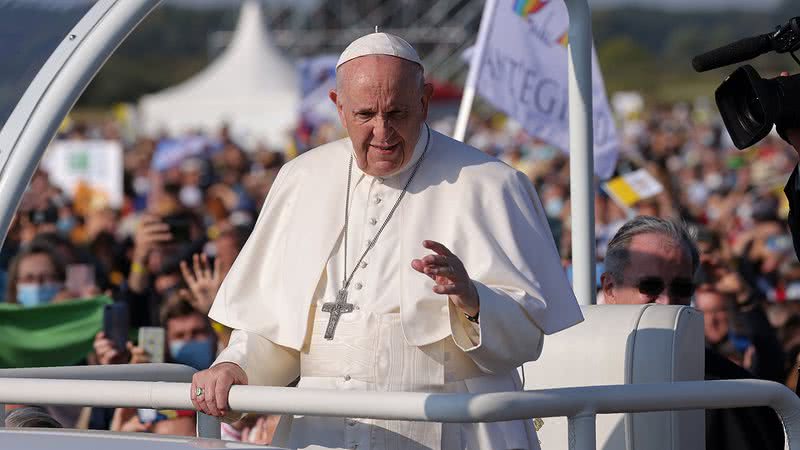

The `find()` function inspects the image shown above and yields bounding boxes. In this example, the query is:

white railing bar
[0,364,221,439]
[3,378,798,447]
[0,378,797,423]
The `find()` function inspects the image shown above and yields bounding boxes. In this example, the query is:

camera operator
[782,124,800,261]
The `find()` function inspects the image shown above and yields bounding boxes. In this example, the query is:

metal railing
[0,377,798,450]
[0,364,220,439]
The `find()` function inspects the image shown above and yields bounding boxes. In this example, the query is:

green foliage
[593,7,795,103]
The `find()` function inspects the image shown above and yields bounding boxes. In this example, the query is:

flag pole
[565,0,596,305]
[453,0,499,142]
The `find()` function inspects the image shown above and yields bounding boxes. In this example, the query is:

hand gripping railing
[0,364,221,439]
[0,378,798,449]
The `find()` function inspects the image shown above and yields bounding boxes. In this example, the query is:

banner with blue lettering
[472,0,619,179]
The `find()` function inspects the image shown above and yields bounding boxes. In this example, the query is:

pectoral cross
[322,288,355,340]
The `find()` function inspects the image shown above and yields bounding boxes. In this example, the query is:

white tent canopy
[138,0,299,150]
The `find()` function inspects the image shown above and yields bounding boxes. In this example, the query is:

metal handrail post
[568,413,597,450]
[564,0,596,306]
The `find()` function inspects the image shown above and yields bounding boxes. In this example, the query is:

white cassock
[209,124,583,450]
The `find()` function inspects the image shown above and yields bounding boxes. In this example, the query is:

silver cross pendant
[322,288,355,340]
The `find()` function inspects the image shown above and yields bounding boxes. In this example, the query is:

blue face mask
[17,283,61,307]
[57,217,76,235]
[545,198,565,218]
[169,338,215,370]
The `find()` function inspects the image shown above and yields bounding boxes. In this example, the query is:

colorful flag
[513,0,548,16]
[468,0,620,179]
[601,169,663,208]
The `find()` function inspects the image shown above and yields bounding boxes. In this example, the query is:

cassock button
[374,196,382,204]
[369,218,377,226]
[355,282,363,290]
[344,374,352,381]
[360,261,368,268]
[377,177,384,184]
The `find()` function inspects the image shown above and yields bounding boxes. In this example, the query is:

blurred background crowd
[4,100,800,444]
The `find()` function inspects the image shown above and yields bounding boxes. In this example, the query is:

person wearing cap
[190,32,582,449]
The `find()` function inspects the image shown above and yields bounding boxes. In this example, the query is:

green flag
[0,297,112,368]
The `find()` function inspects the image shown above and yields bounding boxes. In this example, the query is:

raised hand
[132,214,172,264]
[93,331,128,365]
[180,253,223,315]
[411,240,480,317]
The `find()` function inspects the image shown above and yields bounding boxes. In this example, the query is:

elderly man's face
[601,232,695,306]
[330,55,433,177]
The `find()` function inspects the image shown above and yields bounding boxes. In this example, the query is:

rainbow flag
[513,0,548,16]
[556,31,569,47]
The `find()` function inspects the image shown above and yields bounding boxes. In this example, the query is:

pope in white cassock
[191,32,583,450]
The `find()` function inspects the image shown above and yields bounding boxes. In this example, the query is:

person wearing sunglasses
[600,216,698,306]
[600,216,783,450]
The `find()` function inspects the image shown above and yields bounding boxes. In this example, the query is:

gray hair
[5,406,62,428]
[604,216,699,284]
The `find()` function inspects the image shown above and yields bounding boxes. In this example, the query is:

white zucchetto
[336,32,422,69]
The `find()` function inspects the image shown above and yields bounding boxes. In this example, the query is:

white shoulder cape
[209,129,583,350]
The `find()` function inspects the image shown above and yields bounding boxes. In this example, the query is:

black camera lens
[715,65,788,149]
[736,90,766,133]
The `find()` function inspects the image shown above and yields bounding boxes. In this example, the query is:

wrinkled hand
[132,214,172,263]
[93,332,128,365]
[411,240,480,317]
[180,253,222,315]
[191,362,248,417]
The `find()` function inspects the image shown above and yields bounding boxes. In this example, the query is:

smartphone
[138,326,165,363]
[103,303,129,352]
[66,264,95,297]
[162,214,192,242]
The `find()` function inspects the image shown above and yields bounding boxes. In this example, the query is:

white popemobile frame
[0,1,797,449]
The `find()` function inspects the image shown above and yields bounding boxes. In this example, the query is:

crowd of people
[3,99,800,446]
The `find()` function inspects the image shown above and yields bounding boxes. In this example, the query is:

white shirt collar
[350,123,430,182]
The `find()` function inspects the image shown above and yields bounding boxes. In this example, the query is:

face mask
[133,176,150,196]
[57,216,76,235]
[544,198,564,218]
[17,283,61,307]
[169,338,215,370]
[179,186,203,208]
